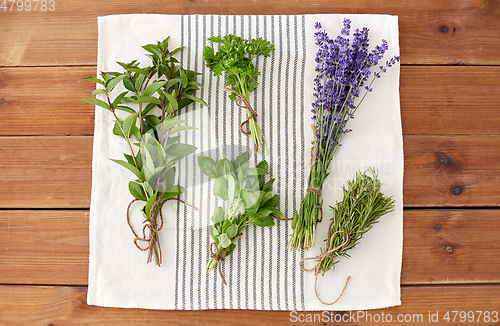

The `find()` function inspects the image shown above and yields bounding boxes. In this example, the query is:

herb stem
[107,93,139,169]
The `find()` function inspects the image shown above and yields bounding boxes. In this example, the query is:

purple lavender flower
[289,19,400,250]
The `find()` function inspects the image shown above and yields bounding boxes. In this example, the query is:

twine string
[127,197,199,264]
[224,87,259,153]
[210,233,243,285]
[299,229,351,305]
[210,242,227,286]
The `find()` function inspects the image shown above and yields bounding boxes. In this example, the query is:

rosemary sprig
[319,168,395,274]
[300,168,395,305]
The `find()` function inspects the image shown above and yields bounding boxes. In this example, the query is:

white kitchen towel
[88,13,402,311]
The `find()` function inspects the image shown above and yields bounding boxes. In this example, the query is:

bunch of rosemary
[301,168,395,304]
[81,37,207,266]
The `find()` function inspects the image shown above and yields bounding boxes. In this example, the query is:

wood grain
[1,210,499,286]
[403,135,500,207]
[0,211,89,285]
[2,66,500,136]
[400,66,500,135]
[0,284,499,325]
[0,136,92,208]
[1,1,499,321]
[0,67,96,136]
[0,135,498,209]
[1,0,500,67]
[401,209,500,284]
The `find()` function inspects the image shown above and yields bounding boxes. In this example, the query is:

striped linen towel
[88,13,403,311]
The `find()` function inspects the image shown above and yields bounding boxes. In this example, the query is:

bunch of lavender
[289,19,400,250]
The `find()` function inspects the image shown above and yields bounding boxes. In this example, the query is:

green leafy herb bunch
[81,37,208,266]
[203,34,274,155]
[301,168,395,305]
[198,152,285,285]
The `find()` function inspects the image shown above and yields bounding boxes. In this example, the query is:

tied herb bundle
[81,37,207,266]
[289,20,400,250]
[203,34,274,154]
[300,168,395,305]
[198,153,285,285]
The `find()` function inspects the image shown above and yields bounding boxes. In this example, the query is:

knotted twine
[210,233,243,285]
[223,87,260,153]
[127,197,198,265]
[299,227,351,305]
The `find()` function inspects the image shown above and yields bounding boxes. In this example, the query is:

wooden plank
[401,209,500,284]
[1,66,500,136]
[1,210,499,285]
[1,135,499,208]
[1,1,500,67]
[403,134,500,207]
[0,67,96,136]
[0,284,498,325]
[0,211,89,285]
[0,136,92,208]
[400,66,500,135]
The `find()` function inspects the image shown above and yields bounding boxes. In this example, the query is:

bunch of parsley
[203,34,274,155]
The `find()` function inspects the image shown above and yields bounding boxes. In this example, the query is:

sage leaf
[232,152,250,170]
[213,177,229,201]
[216,158,234,178]
[226,224,238,239]
[218,233,231,249]
[210,225,219,239]
[198,156,218,178]
[212,206,225,224]
[227,175,236,204]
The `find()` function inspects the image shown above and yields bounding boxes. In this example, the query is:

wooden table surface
[1,1,499,325]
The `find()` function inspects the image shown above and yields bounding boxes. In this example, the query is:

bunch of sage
[81,37,207,266]
[198,153,285,285]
